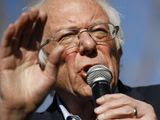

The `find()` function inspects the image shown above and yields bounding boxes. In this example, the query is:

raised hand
[0,8,64,119]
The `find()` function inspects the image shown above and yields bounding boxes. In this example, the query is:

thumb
[43,45,64,81]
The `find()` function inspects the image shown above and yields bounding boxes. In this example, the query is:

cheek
[97,41,118,62]
[99,46,118,71]
[56,52,77,84]
[54,52,77,90]
[65,53,78,80]
[56,64,69,89]
[97,45,119,85]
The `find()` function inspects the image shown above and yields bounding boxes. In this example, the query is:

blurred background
[109,0,160,86]
[0,0,160,111]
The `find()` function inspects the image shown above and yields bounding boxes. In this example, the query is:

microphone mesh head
[86,65,112,86]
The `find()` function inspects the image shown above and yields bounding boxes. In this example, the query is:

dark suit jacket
[30,81,160,120]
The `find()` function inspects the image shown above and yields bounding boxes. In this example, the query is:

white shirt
[57,96,82,120]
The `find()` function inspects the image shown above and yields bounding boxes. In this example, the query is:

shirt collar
[56,96,81,120]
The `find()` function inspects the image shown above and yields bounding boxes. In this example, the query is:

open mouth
[79,64,95,80]
[83,65,93,73]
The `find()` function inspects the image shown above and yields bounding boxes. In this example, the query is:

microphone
[86,65,112,103]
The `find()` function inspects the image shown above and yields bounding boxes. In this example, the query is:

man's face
[42,0,120,101]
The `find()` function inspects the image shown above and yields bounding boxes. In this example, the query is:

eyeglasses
[40,23,119,50]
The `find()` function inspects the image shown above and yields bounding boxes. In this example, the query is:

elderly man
[0,0,159,119]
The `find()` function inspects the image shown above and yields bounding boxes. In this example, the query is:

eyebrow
[55,21,109,33]
[55,26,79,34]
[90,21,108,27]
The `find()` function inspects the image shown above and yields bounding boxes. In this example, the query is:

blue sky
[109,0,160,86]
[2,0,160,87]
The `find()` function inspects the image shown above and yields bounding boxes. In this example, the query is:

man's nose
[78,32,97,56]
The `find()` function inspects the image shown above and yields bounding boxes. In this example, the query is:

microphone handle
[92,81,111,105]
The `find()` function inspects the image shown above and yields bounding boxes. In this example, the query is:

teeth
[84,72,87,77]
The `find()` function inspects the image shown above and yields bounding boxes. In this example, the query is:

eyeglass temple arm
[39,39,51,49]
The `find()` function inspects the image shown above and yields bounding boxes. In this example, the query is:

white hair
[28,0,124,66]
[96,0,124,49]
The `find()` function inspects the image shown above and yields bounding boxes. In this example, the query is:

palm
[0,49,48,105]
[0,9,62,112]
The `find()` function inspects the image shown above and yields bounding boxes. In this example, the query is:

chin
[73,83,93,100]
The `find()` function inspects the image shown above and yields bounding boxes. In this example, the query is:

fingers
[0,24,16,58]
[30,10,47,49]
[95,105,136,119]
[96,93,133,105]
[14,12,30,44]
[1,24,15,47]
[94,94,157,120]
[1,8,47,51]
[94,94,138,119]
[1,11,31,49]
[20,8,39,47]
[19,9,47,49]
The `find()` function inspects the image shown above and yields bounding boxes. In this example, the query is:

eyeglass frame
[39,23,119,50]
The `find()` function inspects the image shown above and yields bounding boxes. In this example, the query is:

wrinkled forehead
[41,0,109,35]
